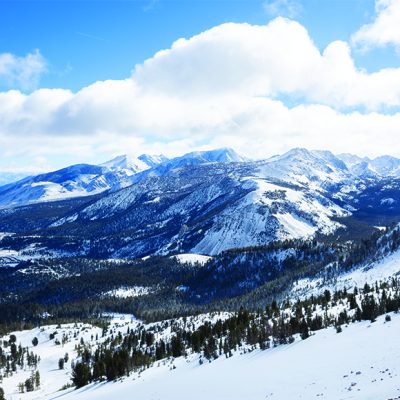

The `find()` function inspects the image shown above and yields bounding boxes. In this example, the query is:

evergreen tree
[72,363,91,388]
[34,371,40,389]
[24,377,34,392]
[299,319,309,340]
[361,295,379,322]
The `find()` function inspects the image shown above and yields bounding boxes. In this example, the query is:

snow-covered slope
[2,312,398,400]
[292,245,400,300]
[56,313,399,400]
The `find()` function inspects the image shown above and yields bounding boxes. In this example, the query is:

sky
[1,0,400,174]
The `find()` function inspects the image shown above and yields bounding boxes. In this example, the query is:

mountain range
[1,147,400,260]
[2,149,400,400]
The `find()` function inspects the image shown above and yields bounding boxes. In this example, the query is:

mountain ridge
[1,147,400,260]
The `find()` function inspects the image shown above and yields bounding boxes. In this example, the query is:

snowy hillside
[1,311,399,400]
[292,244,400,300]
[49,313,400,400]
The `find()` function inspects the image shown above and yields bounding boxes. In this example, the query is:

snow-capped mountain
[337,153,400,178]
[130,147,248,182]
[100,153,169,171]
[0,154,167,208]
[52,162,347,256]
[47,148,355,257]
[180,148,248,163]
[2,147,400,258]
[256,148,351,189]
[0,148,246,209]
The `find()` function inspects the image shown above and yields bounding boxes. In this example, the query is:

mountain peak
[101,154,129,169]
[101,153,168,172]
[182,147,248,163]
[138,154,169,168]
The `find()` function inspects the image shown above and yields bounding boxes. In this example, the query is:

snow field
[42,312,400,400]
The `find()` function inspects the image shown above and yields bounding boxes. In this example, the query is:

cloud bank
[2,9,400,171]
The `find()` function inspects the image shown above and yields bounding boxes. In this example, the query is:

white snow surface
[102,286,154,298]
[28,313,400,400]
[172,253,212,265]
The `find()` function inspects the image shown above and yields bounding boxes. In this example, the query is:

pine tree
[348,294,358,309]
[72,363,91,388]
[25,377,34,392]
[34,371,40,389]
[361,295,378,322]
[299,319,309,340]
[171,335,183,358]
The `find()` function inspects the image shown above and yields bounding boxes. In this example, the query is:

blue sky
[0,0,387,91]
[1,0,400,174]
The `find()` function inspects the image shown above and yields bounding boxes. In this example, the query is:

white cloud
[2,19,400,171]
[132,19,400,109]
[263,0,302,18]
[352,0,400,50]
[0,50,47,91]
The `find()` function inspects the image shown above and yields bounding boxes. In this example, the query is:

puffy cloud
[2,18,400,171]
[0,50,47,91]
[352,0,400,50]
[133,19,400,110]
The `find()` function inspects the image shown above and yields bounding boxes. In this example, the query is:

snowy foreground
[2,312,399,400]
